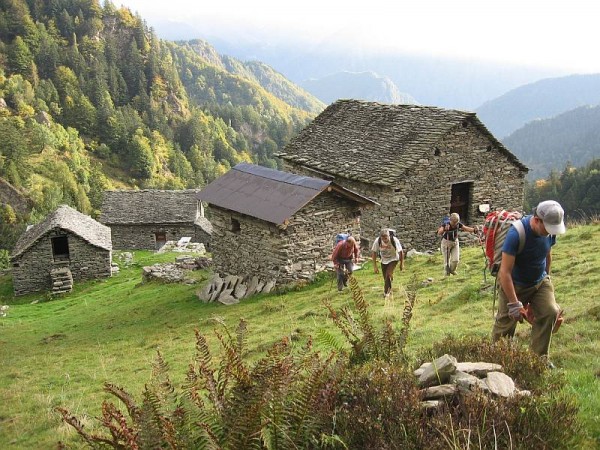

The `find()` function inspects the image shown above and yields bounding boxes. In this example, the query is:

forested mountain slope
[0,0,318,252]
[476,74,600,138]
[503,105,600,180]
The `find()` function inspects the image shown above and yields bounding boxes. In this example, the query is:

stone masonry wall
[209,192,360,286]
[283,122,526,251]
[109,224,203,250]
[12,231,111,296]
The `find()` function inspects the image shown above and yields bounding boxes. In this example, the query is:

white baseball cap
[534,200,566,235]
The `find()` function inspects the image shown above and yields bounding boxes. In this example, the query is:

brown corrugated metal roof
[197,163,376,225]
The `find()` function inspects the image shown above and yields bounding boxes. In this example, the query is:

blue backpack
[335,233,350,245]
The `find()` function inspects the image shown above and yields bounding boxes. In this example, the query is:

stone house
[197,163,376,287]
[277,99,528,250]
[99,189,212,250]
[10,205,112,296]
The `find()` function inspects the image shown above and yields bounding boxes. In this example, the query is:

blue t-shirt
[502,216,556,286]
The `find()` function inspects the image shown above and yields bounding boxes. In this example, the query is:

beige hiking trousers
[491,276,561,356]
[440,238,460,274]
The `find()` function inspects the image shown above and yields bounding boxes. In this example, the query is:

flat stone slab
[420,384,457,400]
[484,371,516,397]
[418,354,457,387]
[456,362,503,376]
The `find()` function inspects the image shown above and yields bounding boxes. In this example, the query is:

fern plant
[58,319,341,449]
[323,274,419,365]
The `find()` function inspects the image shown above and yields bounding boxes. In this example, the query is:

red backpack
[482,210,525,276]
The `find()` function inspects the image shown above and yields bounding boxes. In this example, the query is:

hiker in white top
[437,213,478,276]
[371,229,404,300]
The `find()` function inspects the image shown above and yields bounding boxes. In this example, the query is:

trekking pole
[475,227,487,284]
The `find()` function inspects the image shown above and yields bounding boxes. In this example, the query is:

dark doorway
[154,232,167,250]
[51,236,70,261]
[450,182,472,223]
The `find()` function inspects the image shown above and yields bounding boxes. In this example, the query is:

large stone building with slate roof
[198,163,376,287]
[277,99,528,250]
[10,205,112,296]
[99,190,212,250]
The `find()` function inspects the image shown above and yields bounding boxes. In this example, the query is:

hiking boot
[384,293,390,301]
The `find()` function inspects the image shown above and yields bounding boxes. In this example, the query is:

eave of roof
[11,205,112,259]
[197,163,376,225]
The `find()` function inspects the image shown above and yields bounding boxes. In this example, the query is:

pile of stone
[197,274,276,305]
[51,267,73,295]
[0,305,8,317]
[415,354,530,409]
[157,240,206,254]
[142,263,193,284]
[142,256,211,284]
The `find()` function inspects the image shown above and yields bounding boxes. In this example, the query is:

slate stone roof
[99,190,201,225]
[11,205,112,259]
[277,99,527,186]
[198,163,376,225]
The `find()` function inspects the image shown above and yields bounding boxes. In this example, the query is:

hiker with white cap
[492,200,566,368]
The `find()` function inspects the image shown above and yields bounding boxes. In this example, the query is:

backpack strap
[512,220,526,255]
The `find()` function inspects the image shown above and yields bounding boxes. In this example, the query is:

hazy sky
[116,0,599,73]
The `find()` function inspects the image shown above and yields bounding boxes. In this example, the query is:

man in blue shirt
[492,200,566,364]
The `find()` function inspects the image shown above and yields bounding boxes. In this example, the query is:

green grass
[1,224,599,449]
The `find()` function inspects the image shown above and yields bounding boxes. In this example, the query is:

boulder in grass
[418,354,457,387]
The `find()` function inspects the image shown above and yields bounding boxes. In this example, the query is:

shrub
[334,361,425,449]
[57,319,342,449]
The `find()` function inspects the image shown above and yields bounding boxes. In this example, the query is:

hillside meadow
[0,223,599,449]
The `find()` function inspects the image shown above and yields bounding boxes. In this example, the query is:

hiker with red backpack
[436,213,479,276]
[491,200,566,368]
[331,235,360,292]
[371,228,404,300]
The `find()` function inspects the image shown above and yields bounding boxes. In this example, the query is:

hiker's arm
[353,244,360,263]
[546,250,552,274]
[399,245,405,270]
[437,226,444,236]
[498,252,519,304]
[331,244,340,268]
[372,252,379,273]
[462,225,477,233]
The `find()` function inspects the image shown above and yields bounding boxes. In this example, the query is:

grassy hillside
[0,223,599,448]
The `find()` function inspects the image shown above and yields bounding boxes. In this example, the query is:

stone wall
[109,223,209,250]
[12,230,112,296]
[283,123,526,251]
[209,192,361,286]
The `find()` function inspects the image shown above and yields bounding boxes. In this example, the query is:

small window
[12,262,20,268]
[462,121,468,128]
[51,236,70,261]
[434,147,441,156]
[486,145,492,151]
[231,218,241,234]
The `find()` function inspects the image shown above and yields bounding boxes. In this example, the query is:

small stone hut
[10,205,112,296]
[197,163,376,287]
[99,189,212,250]
[277,99,528,250]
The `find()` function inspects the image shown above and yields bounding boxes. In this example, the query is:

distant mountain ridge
[502,104,600,180]
[150,19,562,110]
[300,71,418,105]
[477,74,600,138]
[179,39,325,114]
